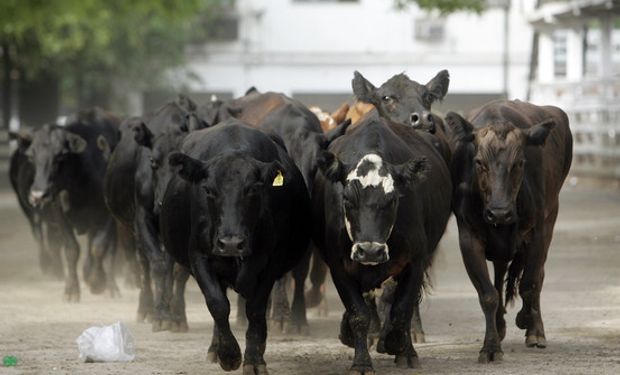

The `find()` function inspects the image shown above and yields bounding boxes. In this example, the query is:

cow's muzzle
[29,189,51,207]
[410,111,436,134]
[484,206,516,226]
[215,235,250,257]
[351,242,389,265]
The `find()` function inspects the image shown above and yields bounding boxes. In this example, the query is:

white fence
[531,78,620,179]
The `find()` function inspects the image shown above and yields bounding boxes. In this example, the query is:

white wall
[181,0,538,101]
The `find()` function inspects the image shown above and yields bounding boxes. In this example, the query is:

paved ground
[0,183,619,375]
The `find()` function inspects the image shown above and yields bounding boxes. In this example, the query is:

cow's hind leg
[136,249,154,322]
[269,275,290,333]
[305,246,328,312]
[287,248,312,335]
[243,278,275,375]
[170,263,190,332]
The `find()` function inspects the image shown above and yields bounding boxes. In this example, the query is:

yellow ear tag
[272,170,284,187]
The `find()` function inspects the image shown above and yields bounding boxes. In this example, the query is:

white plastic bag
[76,321,135,362]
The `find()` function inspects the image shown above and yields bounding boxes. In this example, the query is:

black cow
[159,120,310,375]
[104,95,206,331]
[219,91,349,333]
[25,108,120,301]
[352,70,449,133]
[445,99,572,362]
[312,113,452,373]
[9,129,64,279]
[351,70,452,343]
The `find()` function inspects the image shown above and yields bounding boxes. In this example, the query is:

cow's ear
[525,119,555,146]
[133,122,153,149]
[259,160,285,187]
[186,113,208,131]
[426,69,450,102]
[96,135,111,161]
[445,112,474,143]
[9,130,33,149]
[65,132,87,153]
[352,71,377,104]
[317,150,345,182]
[392,157,429,188]
[168,152,207,183]
[324,118,351,145]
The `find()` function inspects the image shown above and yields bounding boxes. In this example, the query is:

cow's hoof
[515,310,532,330]
[106,284,121,299]
[305,287,323,308]
[243,364,268,375]
[136,311,152,323]
[412,331,426,344]
[217,343,242,371]
[395,353,420,369]
[376,337,386,354]
[64,288,80,303]
[207,349,218,363]
[151,319,171,332]
[383,330,407,355]
[478,349,503,363]
[268,318,285,334]
[284,321,309,336]
[348,365,375,375]
[170,320,189,333]
[526,335,546,348]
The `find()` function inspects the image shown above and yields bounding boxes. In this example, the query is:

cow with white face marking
[312,112,451,374]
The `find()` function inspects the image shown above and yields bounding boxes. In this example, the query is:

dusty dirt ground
[1,183,620,375]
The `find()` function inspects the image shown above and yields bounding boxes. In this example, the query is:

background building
[144,0,538,115]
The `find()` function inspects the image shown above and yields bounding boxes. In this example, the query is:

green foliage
[0,0,224,108]
[394,0,486,13]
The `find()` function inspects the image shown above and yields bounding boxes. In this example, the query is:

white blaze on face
[346,154,394,194]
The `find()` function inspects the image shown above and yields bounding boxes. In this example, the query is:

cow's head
[446,112,555,226]
[169,152,284,257]
[26,124,87,207]
[352,70,449,133]
[318,152,428,265]
[134,109,207,215]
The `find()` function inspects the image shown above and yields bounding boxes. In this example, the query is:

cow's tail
[505,251,525,306]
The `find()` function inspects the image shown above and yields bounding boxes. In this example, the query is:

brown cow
[445,100,573,363]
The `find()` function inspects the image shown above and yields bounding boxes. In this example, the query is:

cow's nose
[216,235,247,256]
[410,112,421,126]
[484,207,514,225]
[352,242,389,265]
[29,190,46,206]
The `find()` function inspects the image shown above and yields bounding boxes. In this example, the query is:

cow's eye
[382,95,395,104]
[474,159,487,171]
[150,157,159,169]
[248,183,263,195]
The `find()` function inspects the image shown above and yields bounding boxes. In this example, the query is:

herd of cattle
[8,69,573,375]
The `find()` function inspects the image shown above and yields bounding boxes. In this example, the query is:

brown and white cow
[445,99,573,363]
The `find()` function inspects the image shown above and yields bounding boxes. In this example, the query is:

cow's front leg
[458,222,503,363]
[331,267,374,375]
[243,277,276,375]
[382,264,423,369]
[191,253,241,371]
[288,248,312,335]
[516,226,548,349]
[60,221,80,302]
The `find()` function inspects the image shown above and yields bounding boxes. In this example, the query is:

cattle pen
[1,182,619,375]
